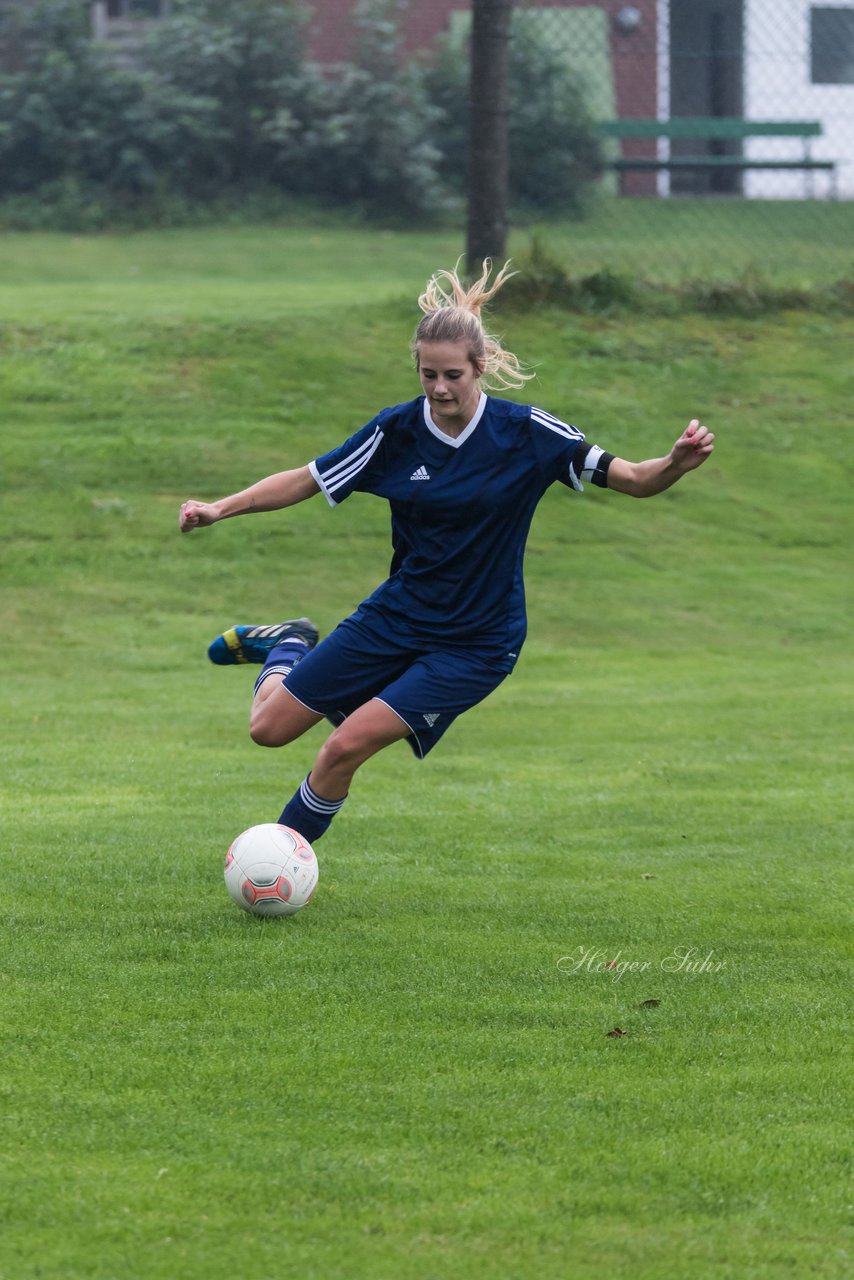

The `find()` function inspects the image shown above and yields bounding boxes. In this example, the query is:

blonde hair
[413,259,533,391]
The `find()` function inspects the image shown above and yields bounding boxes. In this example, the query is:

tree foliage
[425,17,603,216]
[0,0,602,225]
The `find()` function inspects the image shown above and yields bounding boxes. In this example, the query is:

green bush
[144,0,444,216]
[0,1,124,194]
[0,0,444,221]
[423,17,603,216]
[0,0,599,226]
[139,0,308,190]
[287,0,443,218]
[0,0,224,200]
[507,22,604,214]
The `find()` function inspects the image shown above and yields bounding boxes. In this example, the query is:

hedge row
[0,0,602,225]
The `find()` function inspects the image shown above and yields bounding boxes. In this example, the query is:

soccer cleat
[207,618,319,666]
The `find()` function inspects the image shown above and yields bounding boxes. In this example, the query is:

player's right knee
[249,706,292,748]
[250,721,280,748]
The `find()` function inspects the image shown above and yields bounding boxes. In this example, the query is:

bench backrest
[597,118,823,140]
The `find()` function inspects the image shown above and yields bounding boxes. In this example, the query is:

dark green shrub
[0,1,124,194]
[0,0,222,199]
[423,17,604,216]
[288,0,443,218]
[0,0,611,226]
[0,0,444,222]
[139,0,308,189]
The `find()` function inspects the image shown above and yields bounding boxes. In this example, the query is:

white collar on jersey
[422,391,487,448]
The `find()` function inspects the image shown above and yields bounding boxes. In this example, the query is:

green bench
[597,118,837,198]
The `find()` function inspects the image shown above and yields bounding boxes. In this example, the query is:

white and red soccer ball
[224,823,318,917]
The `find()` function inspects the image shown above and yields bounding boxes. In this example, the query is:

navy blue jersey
[309,393,612,663]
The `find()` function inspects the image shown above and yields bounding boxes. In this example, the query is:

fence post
[466,0,514,273]
[90,3,108,42]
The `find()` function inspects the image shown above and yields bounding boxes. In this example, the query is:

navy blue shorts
[281,612,512,758]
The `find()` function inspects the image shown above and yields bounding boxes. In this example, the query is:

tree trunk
[466,0,513,273]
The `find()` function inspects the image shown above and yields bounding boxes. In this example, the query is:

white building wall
[744,0,854,198]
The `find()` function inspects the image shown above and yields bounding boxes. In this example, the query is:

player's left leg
[206,617,321,746]
[279,698,411,842]
[250,681,325,748]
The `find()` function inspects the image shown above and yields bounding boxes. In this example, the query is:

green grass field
[528,197,854,285]
[1,226,852,1280]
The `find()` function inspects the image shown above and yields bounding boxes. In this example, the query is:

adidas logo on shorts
[423,713,440,727]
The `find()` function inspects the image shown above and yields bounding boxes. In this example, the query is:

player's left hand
[671,419,714,472]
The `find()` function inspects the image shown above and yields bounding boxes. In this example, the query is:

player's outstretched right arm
[179,465,320,532]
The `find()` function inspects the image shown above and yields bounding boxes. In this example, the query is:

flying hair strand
[413,259,533,391]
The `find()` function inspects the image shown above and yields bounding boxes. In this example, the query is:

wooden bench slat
[597,118,837,197]
[598,118,823,140]
[612,158,835,172]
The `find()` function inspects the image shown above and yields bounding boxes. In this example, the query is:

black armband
[560,444,615,491]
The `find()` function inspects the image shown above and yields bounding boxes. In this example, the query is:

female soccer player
[179,261,714,844]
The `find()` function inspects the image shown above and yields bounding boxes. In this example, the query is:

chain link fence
[1,1,851,285]
[310,0,854,285]
[500,0,854,283]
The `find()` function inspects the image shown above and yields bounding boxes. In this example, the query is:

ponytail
[413,259,533,391]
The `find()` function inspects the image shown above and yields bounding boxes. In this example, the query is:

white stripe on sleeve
[530,407,584,442]
[310,426,385,507]
[308,458,336,507]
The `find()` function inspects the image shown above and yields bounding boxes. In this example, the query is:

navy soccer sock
[279,775,347,843]
[253,637,312,696]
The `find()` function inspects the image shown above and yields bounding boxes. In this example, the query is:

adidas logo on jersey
[410,465,431,481]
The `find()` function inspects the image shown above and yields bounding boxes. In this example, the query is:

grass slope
[0,228,851,1279]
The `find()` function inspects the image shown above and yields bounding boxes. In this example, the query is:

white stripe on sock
[301,778,346,814]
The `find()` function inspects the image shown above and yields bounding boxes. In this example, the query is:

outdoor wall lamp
[615,5,643,33]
